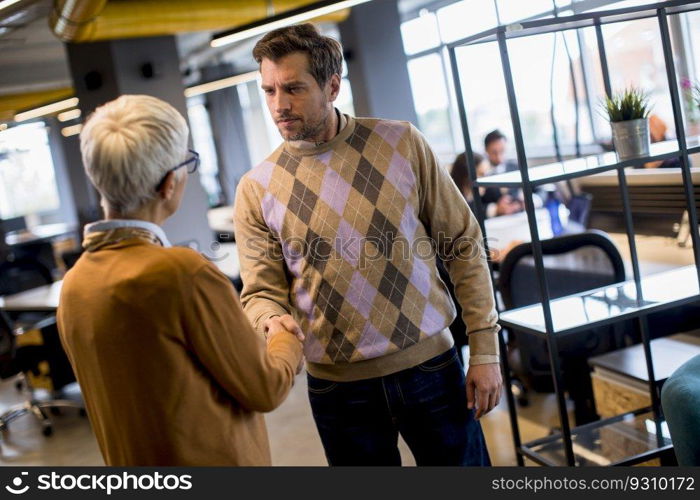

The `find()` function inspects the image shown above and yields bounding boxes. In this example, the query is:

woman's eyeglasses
[155,149,200,191]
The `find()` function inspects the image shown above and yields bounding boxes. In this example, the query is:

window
[0,122,60,219]
[186,96,224,207]
[400,0,695,165]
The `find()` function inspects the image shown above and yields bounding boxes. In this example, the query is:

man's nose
[274,92,291,113]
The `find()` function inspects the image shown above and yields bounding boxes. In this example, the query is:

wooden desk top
[589,331,700,383]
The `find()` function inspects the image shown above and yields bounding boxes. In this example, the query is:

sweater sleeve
[184,260,303,412]
[410,125,500,365]
[233,176,293,336]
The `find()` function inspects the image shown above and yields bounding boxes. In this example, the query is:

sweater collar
[283,112,355,157]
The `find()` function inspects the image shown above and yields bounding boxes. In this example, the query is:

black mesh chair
[498,230,629,425]
[0,258,84,437]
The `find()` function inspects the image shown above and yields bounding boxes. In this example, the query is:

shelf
[522,408,673,466]
[499,265,700,336]
[475,139,687,188]
[449,0,700,48]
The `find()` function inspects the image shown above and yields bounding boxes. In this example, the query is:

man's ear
[327,74,341,102]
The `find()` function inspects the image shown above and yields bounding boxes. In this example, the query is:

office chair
[0,311,84,437]
[498,230,628,425]
[0,258,84,437]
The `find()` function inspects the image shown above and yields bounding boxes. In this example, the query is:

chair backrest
[0,256,54,296]
[661,354,700,465]
[0,311,19,379]
[499,230,625,310]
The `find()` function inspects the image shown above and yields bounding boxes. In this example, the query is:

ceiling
[0,0,71,96]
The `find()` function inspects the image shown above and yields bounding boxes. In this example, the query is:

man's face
[260,52,338,142]
[485,138,507,167]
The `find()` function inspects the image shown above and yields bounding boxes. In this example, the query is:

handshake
[264,314,306,373]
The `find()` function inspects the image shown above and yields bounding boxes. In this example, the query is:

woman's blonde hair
[80,94,189,215]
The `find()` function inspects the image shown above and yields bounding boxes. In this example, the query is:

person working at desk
[57,95,303,466]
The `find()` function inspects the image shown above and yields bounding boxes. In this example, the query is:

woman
[57,95,303,466]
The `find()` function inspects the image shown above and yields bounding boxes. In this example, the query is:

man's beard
[284,112,328,142]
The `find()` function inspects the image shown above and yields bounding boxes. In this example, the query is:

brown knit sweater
[57,227,302,465]
[234,114,499,382]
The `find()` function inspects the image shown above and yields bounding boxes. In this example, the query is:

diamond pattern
[378,261,409,309]
[241,117,459,365]
[390,312,421,349]
[317,278,344,325]
[288,179,317,225]
[352,156,384,205]
[346,123,372,153]
[305,228,332,274]
[366,208,397,258]
[326,327,356,361]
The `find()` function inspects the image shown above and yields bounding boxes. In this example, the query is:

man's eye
[264,89,274,95]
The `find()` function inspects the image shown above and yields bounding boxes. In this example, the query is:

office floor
[0,369,563,466]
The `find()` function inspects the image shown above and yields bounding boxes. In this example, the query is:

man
[234,24,501,466]
[483,129,523,217]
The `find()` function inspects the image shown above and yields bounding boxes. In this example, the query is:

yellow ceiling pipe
[50,0,349,42]
[0,88,75,122]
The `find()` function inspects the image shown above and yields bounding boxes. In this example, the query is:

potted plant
[603,87,652,160]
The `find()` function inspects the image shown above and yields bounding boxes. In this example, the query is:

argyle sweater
[234,114,499,382]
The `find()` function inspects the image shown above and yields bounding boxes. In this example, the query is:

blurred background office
[1,0,700,466]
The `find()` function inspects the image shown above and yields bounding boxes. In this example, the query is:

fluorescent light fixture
[0,0,22,13]
[57,108,82,122]
[184,70,259,98]
[61,123,82,137]
[14,97,79,122]
[211,0,371,48]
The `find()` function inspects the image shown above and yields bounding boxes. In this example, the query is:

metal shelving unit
[447,0,700,466]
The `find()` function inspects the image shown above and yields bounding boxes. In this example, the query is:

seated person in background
[451,150,523,218]
[57,95,303,466]
[644,114,682,169]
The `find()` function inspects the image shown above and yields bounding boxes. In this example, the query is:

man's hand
[466,362,503,419]
[264,315,305,374]
[264,314,305,342]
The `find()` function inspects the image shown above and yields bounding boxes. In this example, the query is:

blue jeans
[307,347,491,466]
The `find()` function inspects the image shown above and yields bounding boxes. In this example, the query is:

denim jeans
[307,347,491,466]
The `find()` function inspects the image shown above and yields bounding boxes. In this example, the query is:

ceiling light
[57,108,82,122]
[0,0,22,14]
[14,97,79,122]
[61,123,82,137]
[184,70,259,98]
[211,0,371,48]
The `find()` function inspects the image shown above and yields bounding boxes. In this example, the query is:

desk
[0,281,62,313]
[207,206,235,236]
[484,209,553,252]
[5,223,77,247]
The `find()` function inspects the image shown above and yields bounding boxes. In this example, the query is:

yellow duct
[50,0,349,42]
[0,88,75,122]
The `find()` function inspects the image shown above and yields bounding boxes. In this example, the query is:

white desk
[484,209,553,252]
[5,223,77,247]
[0,281,62,312]
[207,206,235,235]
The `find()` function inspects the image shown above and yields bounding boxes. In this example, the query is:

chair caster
[42,425,53,437]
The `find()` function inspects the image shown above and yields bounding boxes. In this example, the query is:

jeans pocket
[307,374,339,394]
[417,348,459,373]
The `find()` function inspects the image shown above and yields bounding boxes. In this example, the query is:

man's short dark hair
[484,129,507,149]
[252,23,343,88]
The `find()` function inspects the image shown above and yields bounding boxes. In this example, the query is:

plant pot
[610,117,650,161]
